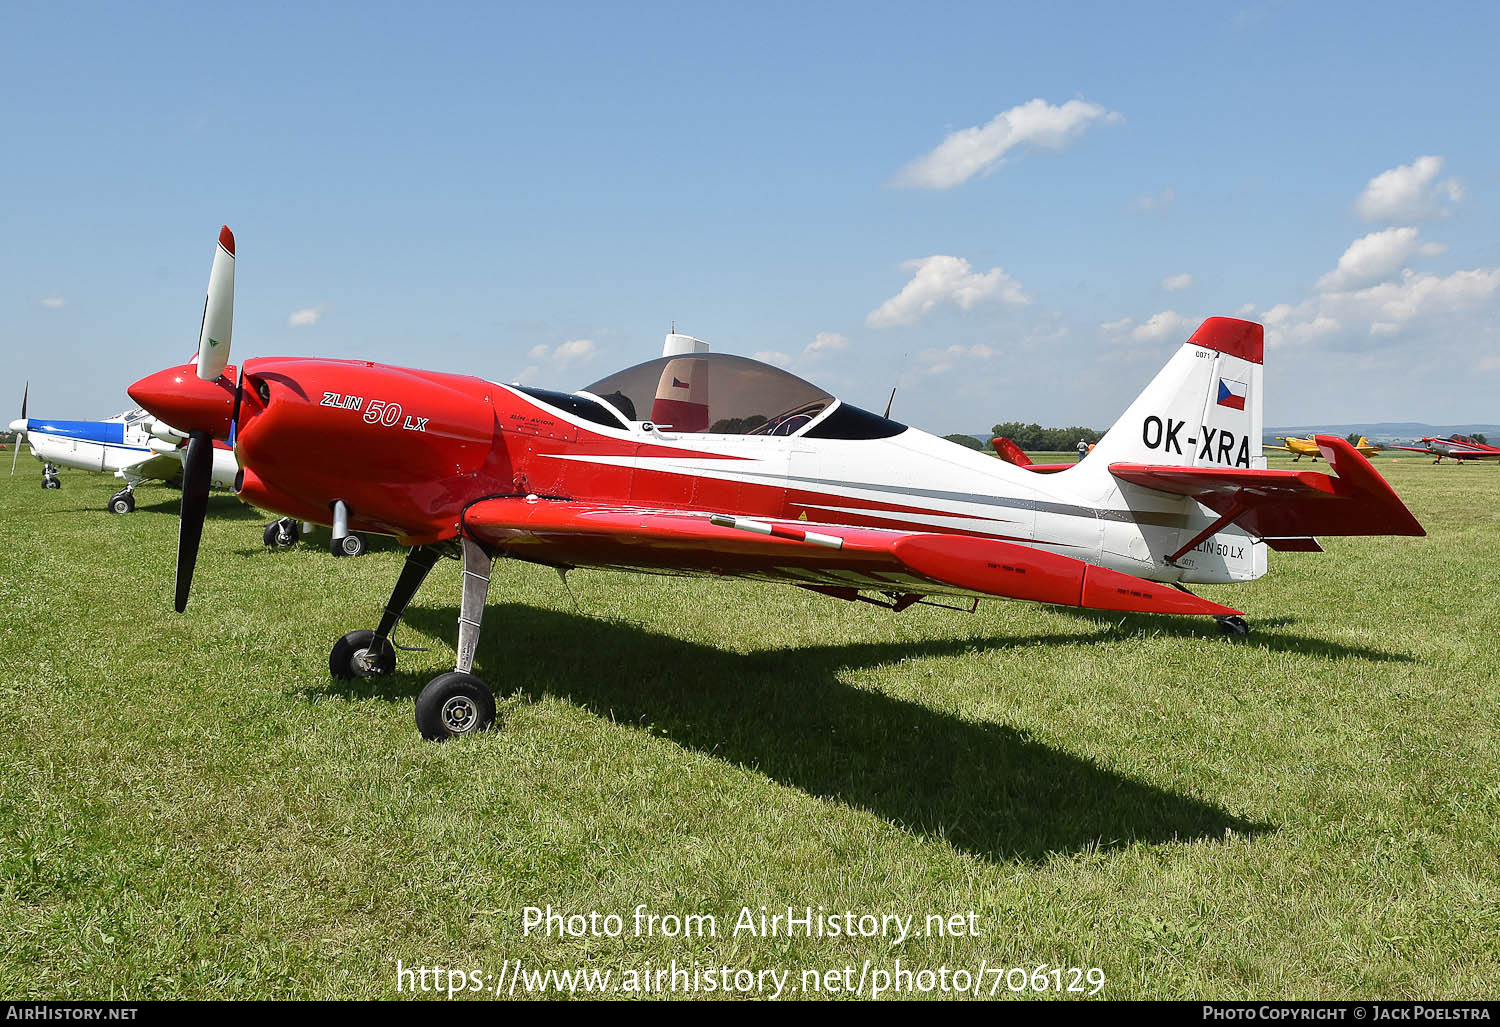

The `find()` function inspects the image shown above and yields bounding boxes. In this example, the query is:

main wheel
[333,532,368,558]
[264,518,300,548]
[329,629,397,679]
[415,672,496,741]
[43,477,60,490]
[109,491,135,514]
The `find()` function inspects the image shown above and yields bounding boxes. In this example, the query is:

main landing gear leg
[329,545,441,680]
[415,537,497,741]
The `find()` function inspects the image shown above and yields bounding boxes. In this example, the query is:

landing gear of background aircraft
[263,517,300,548]
[333,531,368,558]
[1216,615,1250,638]
[108,489,136,514]
[329,628,396,678]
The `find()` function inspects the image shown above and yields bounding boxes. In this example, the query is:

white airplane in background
[9,383,369,554]
[9,383,236,510]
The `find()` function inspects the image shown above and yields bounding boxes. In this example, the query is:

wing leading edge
[462,497,1240,618]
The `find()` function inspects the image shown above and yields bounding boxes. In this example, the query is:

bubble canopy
[582,352,834,436]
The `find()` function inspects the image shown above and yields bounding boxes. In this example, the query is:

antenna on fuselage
[883,352,907,418]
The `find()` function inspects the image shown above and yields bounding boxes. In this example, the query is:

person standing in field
[1076,439,1089,462]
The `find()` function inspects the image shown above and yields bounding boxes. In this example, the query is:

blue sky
[4,1,1498,432]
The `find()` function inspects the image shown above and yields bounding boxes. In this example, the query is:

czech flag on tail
[1216,377,1247,411]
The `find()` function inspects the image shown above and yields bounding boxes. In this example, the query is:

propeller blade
[174,431,213,612]
[195,227,236,382]
[9,381,26,476]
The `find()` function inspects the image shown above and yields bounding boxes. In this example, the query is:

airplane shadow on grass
[135,493,266,522]
[309,601,1290,864]
[56,492,265,522]
[1049,609,1416,664]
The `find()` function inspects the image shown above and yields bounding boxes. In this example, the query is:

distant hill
[1265,423,1500,443]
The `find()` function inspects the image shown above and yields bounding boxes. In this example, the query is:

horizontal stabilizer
[1109,435,1425,543]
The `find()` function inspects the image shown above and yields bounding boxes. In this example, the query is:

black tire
[109,491,135,515]
[415,672,496,741]
[334,532,367,558]
[1217,615,1250,639]
[329,629,397,680]
[264,519,300,548]
[43,477,60,490]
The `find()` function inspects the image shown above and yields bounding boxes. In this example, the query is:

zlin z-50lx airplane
[1388,434,1500,464]
[128,227,1425,740]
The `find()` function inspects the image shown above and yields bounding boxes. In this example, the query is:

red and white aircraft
[129,228,1426,740]
[1388,434,1500,464]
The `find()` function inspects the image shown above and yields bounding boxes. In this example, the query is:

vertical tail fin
[1083,317,1264,473]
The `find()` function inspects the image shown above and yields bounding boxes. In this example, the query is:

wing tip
[218,225,235,256]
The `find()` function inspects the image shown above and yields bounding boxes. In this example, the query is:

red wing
[462,498,1240,617]
[1110,434,1425,542]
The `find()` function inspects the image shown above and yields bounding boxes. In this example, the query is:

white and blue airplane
[9,382,370,554]
[9,381,237,511]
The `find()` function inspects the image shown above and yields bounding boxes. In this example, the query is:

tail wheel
[415,673,496,741]
[329,629,396,679]
[1217,615,1250,638]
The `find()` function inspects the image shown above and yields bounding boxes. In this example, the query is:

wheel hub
[441,695,477,733]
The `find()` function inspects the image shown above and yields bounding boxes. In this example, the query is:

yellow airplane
[1266,435,1380,461]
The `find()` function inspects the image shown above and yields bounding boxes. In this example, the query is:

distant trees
[942,434,986,451]
[1345,432,1363,446]
[1474,433,1488,444]
[989,422,1104,451]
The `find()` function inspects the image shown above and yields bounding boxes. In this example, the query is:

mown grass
[0,447,1495,999]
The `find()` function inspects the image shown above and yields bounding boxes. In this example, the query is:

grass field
[1,446,1496,1000]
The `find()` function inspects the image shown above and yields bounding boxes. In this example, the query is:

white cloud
[1315,227,1445,290]
[893,98,1123,189]
[1354,155,1464,223]
[1262,267,1500,348]
[803,331,848,357]
[753,351,792,367]
[530,338,597,368]
[1130,310,1191,342]
[39,296,64,310]
[553,338,596,367]
[1161,273,1194,292]
[917,343,999,377]
[288,306,324,327]
[867,255,1030,327]
[1134,187,1175,211]
[1235,301,1257,317]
